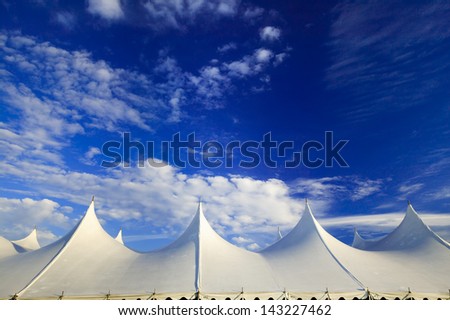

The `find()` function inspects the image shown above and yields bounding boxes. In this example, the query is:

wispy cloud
[290,176,384,213]
[218,42,237,53]
[242,6,264,20]
[326,2,450,122]
[397,183,424,200]
[142,0,239,30]
[81,147,102,166]
[87,0,124,20]
[429,187,450,200]
[53,11,77,30]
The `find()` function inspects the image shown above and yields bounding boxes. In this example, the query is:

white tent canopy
[0,228,41,259]
[12,228,41,252]
[0,199,449,300]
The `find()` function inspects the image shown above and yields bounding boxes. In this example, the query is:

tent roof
[262,201,364,293]
[12,228,41,252]
[352,204,450,251]
[0,199,449,299]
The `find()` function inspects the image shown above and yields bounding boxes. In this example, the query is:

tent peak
[304,200,315,219]
[115,228,124,245]
[11,227,40,251]
[196,201,205,218]
[352,228,369,249]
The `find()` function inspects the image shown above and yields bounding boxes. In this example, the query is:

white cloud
[188,65,230,108]
[231,236,252,244]
[274,52,288,66]
[242,6,264,20]
[351,178,383,201]
[0,31,289,170]
[224,48,276,78]
[54,11,77,30]
[82,147,102,165]
[0,29,294,249]
[0,197,74,245]
[167,88,184,123]
[218,42,237,53]
[247,243,261,251]
[87,0,124,20]
[0,156,304,243]
[260,26,281,42]
[143,0,239,30]
[429,187,450,200]
[0,32,168,134]
[398,183,424,197]
[254,48,273,63]
[226,60,251,76]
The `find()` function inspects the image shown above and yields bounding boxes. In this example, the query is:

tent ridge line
[308,208,366,289]
[195,201,202,294]
[413,208,450,249]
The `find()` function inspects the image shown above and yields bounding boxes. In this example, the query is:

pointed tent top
[115,228,124,245]
[405,201,419,219]
[69,196,102,234]
[0,235,19,258]
[304,199,314,218]
[353,227,361,239]
[196,200,204,218]
[164,200,206,249]
[352,228,368,249]
[355,202,450,251]
[91,195,95,203]
[12,227,41,251]
[263,199,321,252]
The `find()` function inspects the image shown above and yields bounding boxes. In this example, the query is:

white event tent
[0,199,449,300]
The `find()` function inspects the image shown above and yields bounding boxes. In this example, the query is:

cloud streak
[326,1,450,122]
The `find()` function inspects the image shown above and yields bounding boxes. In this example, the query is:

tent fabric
[261,202,364,294]
[0,200,449,300]
[114,228,124,245]
[11,228,41,252]
[0,228,41,259]
[0,236,18,259]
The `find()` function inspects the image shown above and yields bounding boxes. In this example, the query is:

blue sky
[0,0,449,251]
